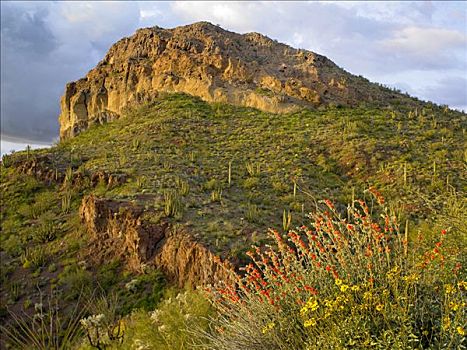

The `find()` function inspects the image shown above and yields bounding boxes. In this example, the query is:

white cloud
[381,26,466,56]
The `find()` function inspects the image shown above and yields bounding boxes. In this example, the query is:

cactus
[211,189,223,202]
[246,162,260,177]
[282,209,292,232]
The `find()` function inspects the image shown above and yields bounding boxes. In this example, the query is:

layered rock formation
[79,195,234,287]
[59,21,404,139]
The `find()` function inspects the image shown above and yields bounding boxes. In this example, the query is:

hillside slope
[2,93,466,347]
[59,21,418,139]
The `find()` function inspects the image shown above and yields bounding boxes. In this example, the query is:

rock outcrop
[59,21,404,139]
[79,195,233,287]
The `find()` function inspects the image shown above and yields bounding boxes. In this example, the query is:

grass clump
[202,195,466,349]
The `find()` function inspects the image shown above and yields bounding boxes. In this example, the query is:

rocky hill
[59,21,413,139]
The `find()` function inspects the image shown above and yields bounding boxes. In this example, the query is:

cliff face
[59,21,401,139]
[79,195,233,287]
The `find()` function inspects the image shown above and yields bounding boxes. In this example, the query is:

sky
[1,1,466,154]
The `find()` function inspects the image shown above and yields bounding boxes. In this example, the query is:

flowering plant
[203,194,466,349]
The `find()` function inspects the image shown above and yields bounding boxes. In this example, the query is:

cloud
[378,26,467,70]
[421,76,467,110]
[0,1,143,142]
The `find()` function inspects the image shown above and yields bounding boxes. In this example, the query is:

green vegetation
[1,92,465,348]
[201,197,466,349]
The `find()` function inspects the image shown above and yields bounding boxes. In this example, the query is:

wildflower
[340,284,349,293]
[363,291,372,300]
[457,327,465,336]
[262,322,275,334]
[375,304,384,312]
[304,318,317,328]
[150,310,161,323]
[351,285,360,292]
[304,285,318,295]
[402,274,419,283]
[442,317,451,331]
[449,302,460,311]
[133,339,151,350]
[324,199,334,210]
[445,284,455,294]
[335,278,343,286]
[301,298,319,315]
[458,281,467,291]
[80,314,106,329]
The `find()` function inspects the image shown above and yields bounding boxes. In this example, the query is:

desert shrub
[34,213,58,243]
[21,246,49,270]
[2,234,24,257]
[77,289,212,350]
[201,194,466,349]
[243,177,260,189]
[58,265,93,300]
[79,295,125,349]
[29,191,57,219]
[204,178,219,191]
[121,290,212,350]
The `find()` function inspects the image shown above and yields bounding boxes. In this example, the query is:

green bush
[58,265,93,300]
[120,290,212,350]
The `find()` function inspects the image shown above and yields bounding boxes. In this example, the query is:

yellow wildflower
[375,304,384,312]
[340,284,349,293]
[442,316,451,331]
[449,302,460,311]
[445,284,455,294]
[305,299,319,312]
[403,273,419,283]
[458,281,467,291]
[386,266,400,280]
[262,322,275,334]
[304,318,317,328]
[363,291,372,300]
[351,285,360,292]
[457,327,465,336]
[335,278,343,286]
[301,299,319,316]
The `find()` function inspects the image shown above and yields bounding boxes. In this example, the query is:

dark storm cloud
[1,3,57,55]
[1,1,142,143]
[1,2,59,141]
[422,76,467,110]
